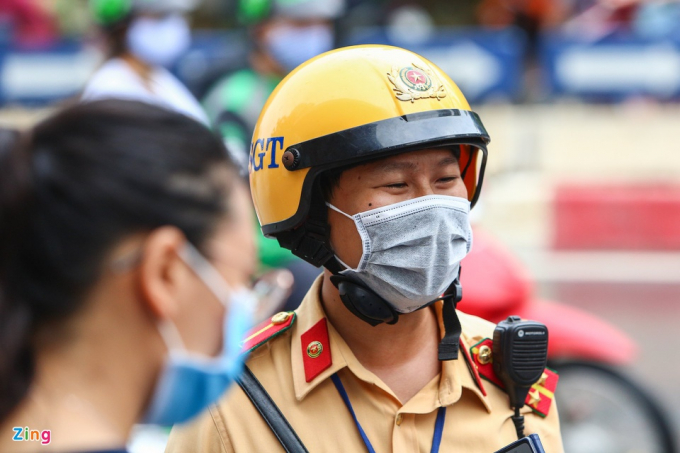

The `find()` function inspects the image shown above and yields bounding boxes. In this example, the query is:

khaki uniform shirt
[166,276,564,452]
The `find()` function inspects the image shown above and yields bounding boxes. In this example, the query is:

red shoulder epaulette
[470,338,559,417]
[241,311,296,354]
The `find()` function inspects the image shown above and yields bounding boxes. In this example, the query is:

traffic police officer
[165,45,564,452]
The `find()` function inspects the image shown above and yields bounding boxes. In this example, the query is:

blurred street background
[1,0,679,449]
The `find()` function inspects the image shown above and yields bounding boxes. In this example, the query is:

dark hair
[0,128,20,153]
[0,100,235,421]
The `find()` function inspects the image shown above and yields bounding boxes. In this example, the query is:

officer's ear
[137,226,188,320]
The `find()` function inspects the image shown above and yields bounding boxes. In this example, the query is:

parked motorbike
[459,229,677,453]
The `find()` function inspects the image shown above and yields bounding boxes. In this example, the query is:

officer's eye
[384,182,407,189]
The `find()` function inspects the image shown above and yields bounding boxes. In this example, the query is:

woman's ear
[137,226,188,320]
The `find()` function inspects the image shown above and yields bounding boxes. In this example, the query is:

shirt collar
[291,276,348,401]
[291,276,492,413]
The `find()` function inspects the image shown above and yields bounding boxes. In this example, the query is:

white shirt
[82,58,209,125]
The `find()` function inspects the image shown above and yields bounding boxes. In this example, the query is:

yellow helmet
[250,45,490,266]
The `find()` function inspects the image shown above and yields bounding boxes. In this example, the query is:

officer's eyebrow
[376,161,419,174]
[437,156,460,168]
[375,155,459,175]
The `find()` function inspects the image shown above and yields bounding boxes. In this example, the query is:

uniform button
[306,341,323,358]
[478,345,492,365]
[395,414,403,426]
[271,312,290,325]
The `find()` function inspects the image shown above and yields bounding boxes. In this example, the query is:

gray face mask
[327,195,473,314]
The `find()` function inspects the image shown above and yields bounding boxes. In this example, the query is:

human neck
[0,293,161,452]
[321,271,441,403]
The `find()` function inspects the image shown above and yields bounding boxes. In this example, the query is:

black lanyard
[331,373,447,453]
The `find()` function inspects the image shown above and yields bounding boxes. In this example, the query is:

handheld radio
[492,316,549,439]
[494,434,546,453]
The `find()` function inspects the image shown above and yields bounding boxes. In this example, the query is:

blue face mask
[126,14,191,67]
[264,23,334,73]
[142,244,254,426]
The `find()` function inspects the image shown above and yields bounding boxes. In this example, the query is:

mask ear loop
[324,201,400,325]
[325,202,354,220]
[178,242,234,310]
[170,242,244,357]
[152,246,207,354]
[157,319,188,353]
[325,202,362,272]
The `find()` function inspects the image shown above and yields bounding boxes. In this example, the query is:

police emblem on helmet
[400,67,431,91]
[387,63,447,103]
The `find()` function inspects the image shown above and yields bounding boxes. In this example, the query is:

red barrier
[554,184,680,250]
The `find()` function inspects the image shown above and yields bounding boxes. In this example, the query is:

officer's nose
[414,180,436,198]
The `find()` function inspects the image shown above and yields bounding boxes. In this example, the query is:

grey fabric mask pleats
[327,195,473,313]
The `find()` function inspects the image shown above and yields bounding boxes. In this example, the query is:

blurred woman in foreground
[0,100,275,452]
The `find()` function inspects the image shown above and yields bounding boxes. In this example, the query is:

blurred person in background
[0,100,279,452]
[202,0,345,311]
[203,0,343,171]
[82,0,209,124]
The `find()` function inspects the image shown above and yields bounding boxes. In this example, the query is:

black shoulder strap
[236,365,309,453]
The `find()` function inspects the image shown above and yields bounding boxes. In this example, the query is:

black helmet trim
[262,109,489,237]
[280,109,489,172]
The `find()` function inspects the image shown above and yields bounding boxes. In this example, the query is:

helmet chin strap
[438,274,463,361]
[327,257,463,361]
[329,271,400,326]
